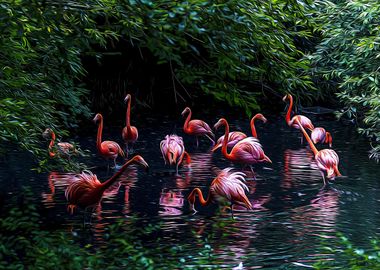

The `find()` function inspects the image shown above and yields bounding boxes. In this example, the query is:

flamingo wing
[188,120,213,135]
[211,168,251,209]
[230,137,266,162]
[311,127,326,144]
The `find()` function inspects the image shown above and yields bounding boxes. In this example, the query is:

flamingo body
[294,116,341,183]
[311,127,332,147]
[283,94,314,131]
[93,113,124,166]
[160,134,191,174]
[42,128,76,158]
[212,131,247,152]
[182,107,215,146]
[65,155,148,213]
[214,118,272,167]
[122,94,138,148]
[188,168,252,213]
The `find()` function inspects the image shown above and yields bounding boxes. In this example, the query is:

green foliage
[0,188,220,269]
[309,0,380,160]
[0,0,117,167]
[1,0,317,166]
[314,234,380,269]
[111,0,316,114]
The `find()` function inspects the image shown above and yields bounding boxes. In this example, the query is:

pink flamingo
[283,94,314,143]
[160,134,191,175]
[65,155,148,215]
[212,113,267,152]
[295,117,341,185]
[181,107,215,147]
[122,94,138,155]
[214,118,272,173]
[311,127,333,147]
[42,128,77,159]
[93,113,125,168]
[188,168,252,218]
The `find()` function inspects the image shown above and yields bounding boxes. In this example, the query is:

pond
[1,111,379,269]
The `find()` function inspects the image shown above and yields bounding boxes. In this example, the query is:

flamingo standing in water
[214,118,272,173]
[160,134,191,175]
[42,128,77,159]
[311,127,333,147]
[295,117,341,185]
[188,168,252,218]
[93,113,125,168]
[283,94,314,143]
[65,155,148,216]
[181,107,215,147]
[212,113,267,152]
[122,94,138,155]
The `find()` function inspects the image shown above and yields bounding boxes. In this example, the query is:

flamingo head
[93,113,102,123]
[42,128,53,139]
[181,107,190,117]
[124,94,131,103]
[255,113,267,123]
[131,155,149,171]
[214,118,226,130]
[282,93,291,102]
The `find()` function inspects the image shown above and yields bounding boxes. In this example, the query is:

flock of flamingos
[43,93,342,220]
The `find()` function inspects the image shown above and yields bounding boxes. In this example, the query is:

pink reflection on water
[159,189,185,216]
[41,171,76,208]
[282,148,315,189]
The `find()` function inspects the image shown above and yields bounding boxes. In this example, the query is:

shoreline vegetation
[1,1,379,166]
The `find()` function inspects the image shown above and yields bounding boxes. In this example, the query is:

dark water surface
[1,113,379,269]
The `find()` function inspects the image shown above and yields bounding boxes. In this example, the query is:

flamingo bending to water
[212,113,267,152]
[160,134,191,175]
[65,155,148,214]
[214,118,271,173]
[182,107,215,147]
[188,168,252,218]
[42,128,77,159]
[283,94,314,143]
[122,94,138,155]
[295,117,341,185]
[311,127,332,147]
[93,113,125,167]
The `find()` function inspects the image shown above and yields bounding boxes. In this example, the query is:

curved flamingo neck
[126,98,131,127]
[285,95,293,125]
[296,118,318,156]
[49,131,56,157]
[220,119,232,158]
[96,116,103,152]
[250,115,259,138]
[183,109,192,132]
[325,132,332,147]
[189,188,212,206]
[100,158,138,191]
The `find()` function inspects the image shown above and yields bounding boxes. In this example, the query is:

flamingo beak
[261,116,267,123]
[124,95,130,103]
[181,109,187,116]
[282,94,288,101]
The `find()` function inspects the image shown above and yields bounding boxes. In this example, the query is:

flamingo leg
[320,171,327,187]
[205,134,214,145]
[113,158,117,168]
[176,163,179,176]
[230,202,235,219]
[250,166,257,180]
[196,137,199,148]
[125,143,129,158]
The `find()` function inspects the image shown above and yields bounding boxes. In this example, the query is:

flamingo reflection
[42,171,76,207]
[159,189,185,216]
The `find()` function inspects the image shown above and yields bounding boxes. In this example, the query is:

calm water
[1,113,380,269]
